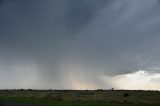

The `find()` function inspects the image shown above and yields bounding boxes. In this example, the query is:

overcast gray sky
[0,0,160,90]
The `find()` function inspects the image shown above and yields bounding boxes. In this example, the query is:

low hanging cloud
[0,0,160,90]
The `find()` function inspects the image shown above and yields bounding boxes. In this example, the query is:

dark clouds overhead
[0,0,160,89]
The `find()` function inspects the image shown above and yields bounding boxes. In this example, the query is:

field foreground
[0,90,160,106]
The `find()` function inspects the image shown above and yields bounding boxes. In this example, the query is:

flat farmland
[0,90,160,106]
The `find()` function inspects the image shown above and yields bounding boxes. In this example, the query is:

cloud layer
[102,70,160,90]
[0,0,160,90]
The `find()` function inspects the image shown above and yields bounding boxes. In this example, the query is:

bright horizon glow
[102,70,160,90]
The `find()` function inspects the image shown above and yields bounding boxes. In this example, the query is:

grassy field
[0,90,160,106]
[0,97,158,106]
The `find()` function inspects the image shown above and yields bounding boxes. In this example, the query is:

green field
[0,90,160,106]
[0,97,158,106]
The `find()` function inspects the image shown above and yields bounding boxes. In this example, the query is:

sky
[0,0,160,90]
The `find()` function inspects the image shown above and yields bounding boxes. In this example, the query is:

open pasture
[0,90,160,106]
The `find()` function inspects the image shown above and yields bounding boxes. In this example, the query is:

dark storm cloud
[0,0,109,89]
[66,0,108,33]
[0,0,160,89]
